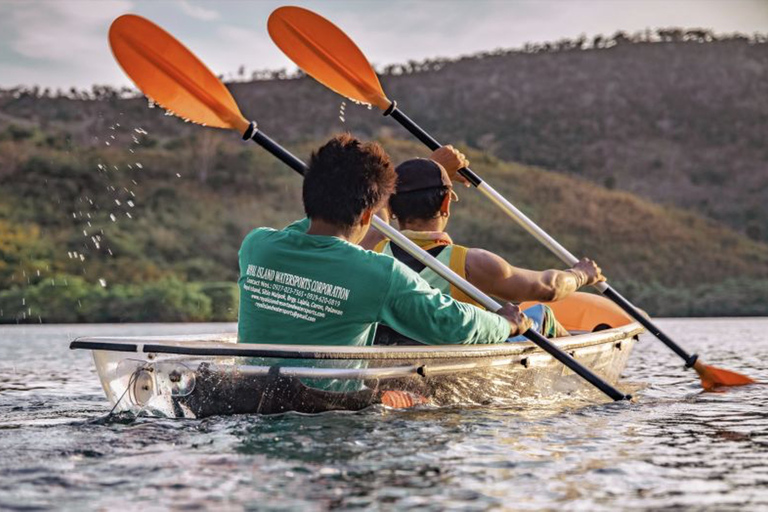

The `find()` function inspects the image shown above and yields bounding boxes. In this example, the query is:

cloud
[9,0,133,62]
[177,0,220,21]
[1,0,766,89]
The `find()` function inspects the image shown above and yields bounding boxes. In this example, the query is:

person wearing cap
[366,147,606,343]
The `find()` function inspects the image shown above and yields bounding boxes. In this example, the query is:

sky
[0,0,766,90]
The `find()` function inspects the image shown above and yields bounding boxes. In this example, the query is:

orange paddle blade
[268,6,391,110]
[109,14,250,133]
[693,360,756,391]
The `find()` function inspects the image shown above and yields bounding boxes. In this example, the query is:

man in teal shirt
[238,134,531,347]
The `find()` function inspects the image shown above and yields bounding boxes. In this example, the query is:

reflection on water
[0,320,766,510]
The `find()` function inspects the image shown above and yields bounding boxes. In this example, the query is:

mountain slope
[1,127,767,322]
[9,38,762,241]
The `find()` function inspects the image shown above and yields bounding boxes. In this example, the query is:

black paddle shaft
[241,121,630,401]
[602,286,697,367]
[384,103,699,370]
[244,123,308,176]
[525,328,631,400]
[385,104,482,187]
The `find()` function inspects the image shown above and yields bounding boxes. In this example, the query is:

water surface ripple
[0,319,766,510]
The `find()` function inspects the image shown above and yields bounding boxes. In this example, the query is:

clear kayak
[70,293,643,417]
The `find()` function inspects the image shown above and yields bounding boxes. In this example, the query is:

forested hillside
[1,124,767,322]
[1,30,767,322]
[2,31,766,240]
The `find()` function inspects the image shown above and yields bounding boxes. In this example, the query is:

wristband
[565,268,587,288]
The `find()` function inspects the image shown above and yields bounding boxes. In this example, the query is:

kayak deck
[71,323,643,417]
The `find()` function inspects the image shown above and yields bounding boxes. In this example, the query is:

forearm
[479,268,577,303]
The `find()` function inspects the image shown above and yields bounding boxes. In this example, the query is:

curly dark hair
[303,134,397,227]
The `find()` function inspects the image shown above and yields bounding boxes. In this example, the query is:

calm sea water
[0,319,766,511]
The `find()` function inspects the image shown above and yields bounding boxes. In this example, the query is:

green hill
[1,120,767,322]
[4,34,766,241]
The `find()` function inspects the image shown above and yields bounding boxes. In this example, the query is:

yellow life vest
[373,234,484,309]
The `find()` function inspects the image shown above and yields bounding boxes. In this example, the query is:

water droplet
[176,173,181,178]
[135,163,143,169]
[127,200,134,208]
[125,212,132,219]
[99,278,107,288]
[110,214,117,222]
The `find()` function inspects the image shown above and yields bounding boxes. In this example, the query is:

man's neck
[399,218,445,233]
[306,218,356,242]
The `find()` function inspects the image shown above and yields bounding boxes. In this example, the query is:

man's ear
[440,192,451,216]
[359,208,374,226]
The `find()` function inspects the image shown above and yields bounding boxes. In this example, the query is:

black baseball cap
[393,158,452,194]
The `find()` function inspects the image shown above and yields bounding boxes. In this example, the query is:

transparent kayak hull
[71,323,642,418]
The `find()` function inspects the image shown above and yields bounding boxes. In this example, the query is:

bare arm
[465,249,605,303]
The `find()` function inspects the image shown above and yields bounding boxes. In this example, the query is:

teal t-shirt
[237,218,508,347]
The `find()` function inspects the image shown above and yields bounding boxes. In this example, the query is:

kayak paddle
[267,6,755,392]
[108,14,630,401]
